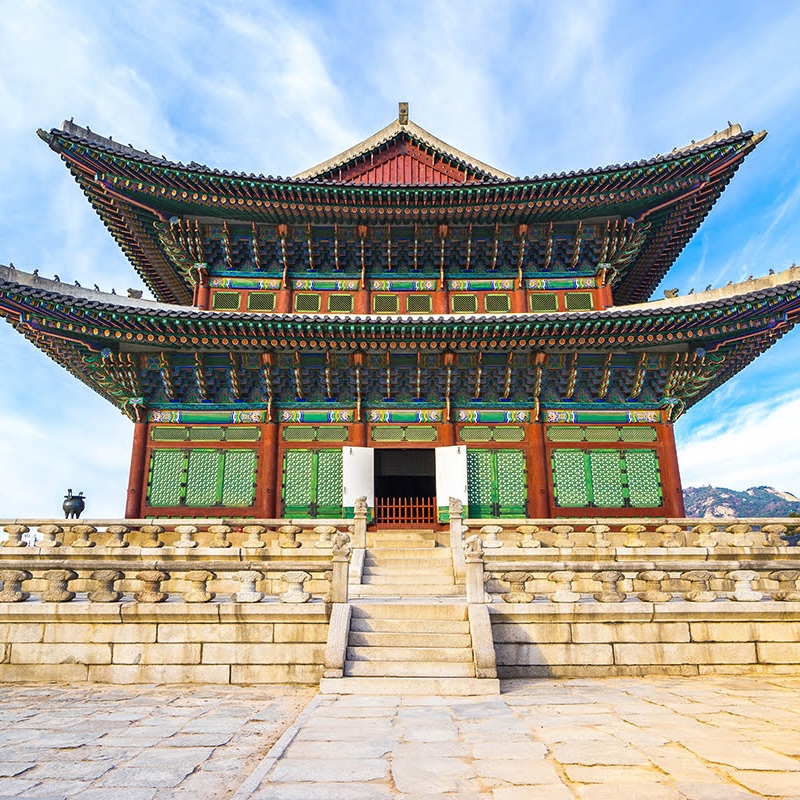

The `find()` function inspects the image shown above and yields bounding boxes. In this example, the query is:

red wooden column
[125,417,149,519]
[526,421,551,518]
[660,423,685,517]
[194,267,210,310]
[259,422,280,518]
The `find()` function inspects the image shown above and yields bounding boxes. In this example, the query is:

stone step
[365,550,452,562]
[361,565,449,576]
[346,646,472,663]
[347,630,472,647]
[361,574,454,586]
[349,617,470,634]
[350,584,464,598]
[350,603,468,620]
[367,540,437,550]
[319,676,500,695]
[344,660,475,678]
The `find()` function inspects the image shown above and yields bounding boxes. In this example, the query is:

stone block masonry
[490,603,800,678]
[0,602,330,684]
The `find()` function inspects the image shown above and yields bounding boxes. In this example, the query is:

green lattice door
[551,448,662,508]
[467,448,527,518]
[282,448,343,517]
[147,448,258,508]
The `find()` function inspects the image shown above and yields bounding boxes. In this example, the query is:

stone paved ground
[1,677,799,799]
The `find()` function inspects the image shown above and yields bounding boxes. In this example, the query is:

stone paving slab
[0,677,799,799]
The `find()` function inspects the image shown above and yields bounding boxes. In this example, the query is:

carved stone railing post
[277,524,302,549]
[448,497,464,550]
[727,523,754,548]
[233,570,264,603]
[106,524,130,548]
[656,524,683,548]
[42,569,77,602]
[593,570,626,602]
[242,524,267,549]
[464,535,485,604]
[208,524,232,549]
[727,569,762,601]
[480,524,503,549]
[516,524,542,549]
[762,524,788,548]
[174,524,199,549]
[89,569,124,602]
[314,525,337,550]
[183,570,215,602]
[621,524,647,548]
[692,523,718,548]
[0,569,31,601]
[2,524,28,547]
[352,496,368,550]
[552,524,575,549]
[637,570,672,602]
[330,531,352,604]
[70,524,96,548]
[586,524,611,549]
[548,571,580,603]
[139,525,164,549]
[771,570,800,601]
[682,570,716,602]
[501,571,533,603]
[280,571,311,603]
[37,524,62,548]
[134,570,169,602]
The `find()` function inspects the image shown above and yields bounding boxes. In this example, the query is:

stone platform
[1,677,798,799]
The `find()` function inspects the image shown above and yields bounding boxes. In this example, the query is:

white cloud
[676,392,800,494]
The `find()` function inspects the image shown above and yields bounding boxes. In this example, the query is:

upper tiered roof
[39,108,765,306]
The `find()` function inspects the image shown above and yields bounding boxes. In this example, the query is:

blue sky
[1,0,800,517]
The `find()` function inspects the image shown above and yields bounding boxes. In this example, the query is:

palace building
[1,104,798,525]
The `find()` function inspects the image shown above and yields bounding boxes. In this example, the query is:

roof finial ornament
[398,101,409,126]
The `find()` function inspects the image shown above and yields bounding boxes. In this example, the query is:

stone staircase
[351,529,460,598]
[321,529,500,694]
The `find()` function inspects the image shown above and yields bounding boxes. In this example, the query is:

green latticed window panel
[147,450,185,507]
[316,449,343,515]
[551,450,589,507]
[589,451,626,507]
[282,448,343,518]
[495,450,527,514]
[467,448,527,518]
[624,449,662,507]
[221,450,258,506]
[185,450,221,506]
[283,450,314,509]
[467,450,494,514]
[147,448,258,508]
[551,448,663,508]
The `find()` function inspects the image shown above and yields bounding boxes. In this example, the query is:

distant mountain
[683,485,800,518]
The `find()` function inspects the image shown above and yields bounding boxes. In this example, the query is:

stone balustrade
[0,519,355,606]
[458,518,798,550]
[479,561,800,604]
[0,518,355,551]
[0,560,345,604]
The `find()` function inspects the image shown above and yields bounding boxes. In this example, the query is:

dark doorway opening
[374,449,436,525]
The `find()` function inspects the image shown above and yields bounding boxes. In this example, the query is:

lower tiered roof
[1,265,798,419]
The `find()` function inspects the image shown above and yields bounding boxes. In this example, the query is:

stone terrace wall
[0,518,352,684]
[0,603,329,684]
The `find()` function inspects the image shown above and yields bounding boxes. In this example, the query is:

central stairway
[321,529,500,694]
[351,529,459,598]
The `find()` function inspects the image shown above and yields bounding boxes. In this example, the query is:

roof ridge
[292,115,513,181]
